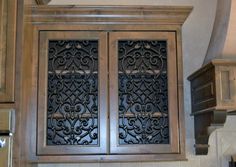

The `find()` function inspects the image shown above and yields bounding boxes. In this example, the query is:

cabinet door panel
[37,31,108,155]
[109,32,179,154]
[0,0,17,102]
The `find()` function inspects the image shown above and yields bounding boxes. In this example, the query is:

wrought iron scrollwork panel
[46,40,99,145]
[118,40,169,145]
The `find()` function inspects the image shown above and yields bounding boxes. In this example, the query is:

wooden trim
[176,27,186,157]
[211,59,236,65]
[27,5,192,25]
[0,0,17,102]
[29,153,187,163]
[33,24,181,32]
[13,0,25,166]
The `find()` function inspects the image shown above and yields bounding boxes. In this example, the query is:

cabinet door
[109,32,179,154]
[37,31,108,155]
[0,0,17,102]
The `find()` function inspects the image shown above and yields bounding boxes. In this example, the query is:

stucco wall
[222,0,236,58]
[38,0,236,167]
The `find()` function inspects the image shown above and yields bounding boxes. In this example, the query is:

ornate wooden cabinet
[21,5,192,163]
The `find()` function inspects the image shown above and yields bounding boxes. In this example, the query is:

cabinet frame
[20,5,192,164]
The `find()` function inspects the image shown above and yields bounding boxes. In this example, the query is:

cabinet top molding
[27,5,192,25]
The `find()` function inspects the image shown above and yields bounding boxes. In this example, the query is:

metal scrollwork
[118,40,169,144]
[47,40,99,145]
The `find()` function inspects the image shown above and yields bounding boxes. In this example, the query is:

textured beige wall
[222,0,236,57]
[203,0,236,64]
[38,0,236,167]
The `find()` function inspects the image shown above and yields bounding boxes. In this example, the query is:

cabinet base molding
[28,154,187,163]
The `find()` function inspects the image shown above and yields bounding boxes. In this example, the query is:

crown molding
[26,5,192,25]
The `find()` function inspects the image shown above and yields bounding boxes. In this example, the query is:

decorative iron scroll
[118,40,169,144]
[47,40,99,145]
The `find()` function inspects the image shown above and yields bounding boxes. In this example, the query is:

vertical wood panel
[0,0,7,91]
[0,0,17,102]
[221,71,230,100]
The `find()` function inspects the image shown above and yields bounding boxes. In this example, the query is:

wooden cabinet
[21,5,192,163]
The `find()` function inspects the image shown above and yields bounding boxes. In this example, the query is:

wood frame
[20,5,192,164]
[0,0,17,102]
[109,32,179,154]
[37,31,108,155]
